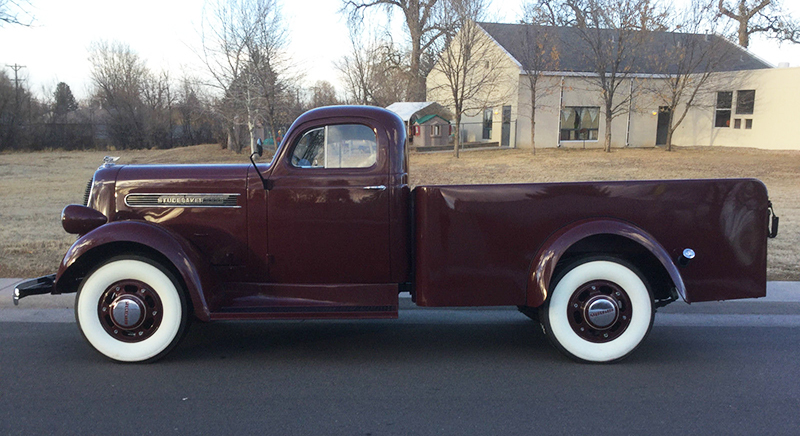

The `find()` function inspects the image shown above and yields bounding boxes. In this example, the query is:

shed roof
[386,102,436,121]
[414,114,450,124]
[477,22,771,75]
[386,101,454,123]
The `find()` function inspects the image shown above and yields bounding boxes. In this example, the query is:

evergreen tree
[53,82,78,120]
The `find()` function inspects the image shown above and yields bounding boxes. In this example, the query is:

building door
[656,106,670,146]
[501,106,511,146]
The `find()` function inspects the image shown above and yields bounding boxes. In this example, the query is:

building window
[736,90,755,114]
[715,91,732,128]
[560,106,599,141]
[483,108,493,140]
[432,125,440,136]
[483,108,493,139]
[745,119,753,129]
[734,119,741,129]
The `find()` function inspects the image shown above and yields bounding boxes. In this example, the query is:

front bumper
[13,274,56,306]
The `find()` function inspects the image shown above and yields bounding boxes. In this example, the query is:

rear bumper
[13,274,56,306]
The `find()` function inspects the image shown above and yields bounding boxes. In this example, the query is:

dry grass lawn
[1,143,797,280]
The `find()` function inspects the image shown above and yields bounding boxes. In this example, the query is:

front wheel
[540,257,654,363]
[75,256,188,362]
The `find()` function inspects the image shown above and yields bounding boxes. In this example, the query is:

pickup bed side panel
[413,179,769,307]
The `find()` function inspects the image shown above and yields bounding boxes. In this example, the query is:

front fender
[526,219,687,307]
[55,221,216,321]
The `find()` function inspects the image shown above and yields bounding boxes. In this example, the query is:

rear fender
[526,219,687,307]
[55,221,216,321]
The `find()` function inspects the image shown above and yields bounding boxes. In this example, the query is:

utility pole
[6,64,26,111]
[4,64,27,150]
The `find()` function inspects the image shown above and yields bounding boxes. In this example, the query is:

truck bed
[412,179,769,307]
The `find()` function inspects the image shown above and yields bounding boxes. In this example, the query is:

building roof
[477,22,771,75]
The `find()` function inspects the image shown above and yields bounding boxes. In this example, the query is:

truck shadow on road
[175,315,556,363]
[169,312,705,366]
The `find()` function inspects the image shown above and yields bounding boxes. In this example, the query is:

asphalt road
[1,285,799,436]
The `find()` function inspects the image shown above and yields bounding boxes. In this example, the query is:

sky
[2,0,800,101]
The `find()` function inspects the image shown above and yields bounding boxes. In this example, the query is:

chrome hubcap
[110,295,146,330]
[567,280,633,343]
[584,296,619,330]
[97,279,164,343]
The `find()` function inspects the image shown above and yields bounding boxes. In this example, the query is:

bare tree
[0,0,33,26]
[535,0,669,152]
[342,0,451,101]
[176,77,216,146]
[515,17,561,154]
[89,40,150,149]
[336,29,410,106]
[647,0,737,151]
[718,0,800,48]
[200,0,292,154]
[309,80,340,108]
[141,70,177,149]
[428,0,510,157]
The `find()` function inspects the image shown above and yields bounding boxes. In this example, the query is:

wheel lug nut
[113,330,118,334]
[153,311,157,316]
[591,286,596,291]
[580,327,585,331]
[603,333,609,338]
[615,292,621,296]
[573,303,578,308]
[623,316,627,320]
[102,307,107,312]
[139,331,143,336]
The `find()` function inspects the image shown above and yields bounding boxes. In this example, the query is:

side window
[291,127,325,168]
[290,124,377,169]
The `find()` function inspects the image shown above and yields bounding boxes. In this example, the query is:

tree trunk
[227,125,242,154]
[604,116,613,152]
[738,18,749,48]
[530,107,536,155]
[248,118,258,156]
[665,128,674,152]
[665,111,675,152]
[453,120,461,158]
[408,21,426,102]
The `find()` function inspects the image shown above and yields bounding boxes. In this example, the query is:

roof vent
[778,62,790,68]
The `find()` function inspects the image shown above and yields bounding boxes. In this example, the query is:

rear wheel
[75,255,188,362]
[540,257,654,363]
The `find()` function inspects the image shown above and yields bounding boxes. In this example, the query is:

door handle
[363,185,387,191]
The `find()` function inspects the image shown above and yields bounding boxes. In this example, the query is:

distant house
[386,102,452,149]
[427,22,800,150]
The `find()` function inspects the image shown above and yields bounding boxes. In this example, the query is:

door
[501,105,511,146]
[656,106,670,146]
[267,123,391,285]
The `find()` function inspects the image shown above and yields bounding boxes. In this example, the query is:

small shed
[386,102,453,149]
[412,114,451,147]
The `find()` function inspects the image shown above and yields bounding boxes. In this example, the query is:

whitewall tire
[75,256,188,362]
[540,258,654,363]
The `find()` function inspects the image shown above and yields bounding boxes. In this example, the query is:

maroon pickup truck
[14,106,779,363]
